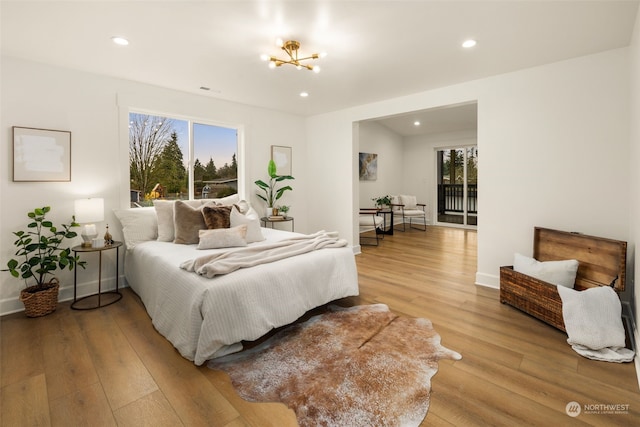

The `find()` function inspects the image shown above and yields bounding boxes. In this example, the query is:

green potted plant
[255,159,294,216]
[3,206,86,317]
[372,195,392,209]
[278,205,290,219]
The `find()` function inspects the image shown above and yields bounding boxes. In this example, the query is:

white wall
[0,56,307,314]
[307,48,631,297]
[628,5,640,373]
[479,49,630,291]
[305,115,357,243]
[357,121,404,208]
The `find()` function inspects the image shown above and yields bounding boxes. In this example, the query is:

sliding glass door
[436,146,477,227]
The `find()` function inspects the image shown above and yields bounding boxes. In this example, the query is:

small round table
[71,241,123,310]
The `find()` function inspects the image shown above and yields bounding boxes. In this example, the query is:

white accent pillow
[201,194,240,206]
[557,285,634,362]
[113,207,158,249]
[399,195,418,209]
[513,253,579,288]
[230,205,265,243]
[197,225,248,250]
[154,200,202,242]
[234,200,250,214]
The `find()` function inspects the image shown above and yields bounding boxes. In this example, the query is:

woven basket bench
[500,227,626,332]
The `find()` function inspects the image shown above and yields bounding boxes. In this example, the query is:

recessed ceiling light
[414,121,421,126]
[111,36,129,46]
[462,39,476,48]
[300,92,309,98]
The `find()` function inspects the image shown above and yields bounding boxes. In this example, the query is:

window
[129,112,238,206]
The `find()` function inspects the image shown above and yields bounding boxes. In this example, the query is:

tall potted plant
[255,159,294,216]
[3,206,86,317]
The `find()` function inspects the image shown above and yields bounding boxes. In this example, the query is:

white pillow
[513,253,579,288]
[557,285,634,362]
[154,200,201,242]
[230,206,265,243]
[234,199,250,214]
[197,225,248,250]
[113,207,158,249]
[201,194,240,206]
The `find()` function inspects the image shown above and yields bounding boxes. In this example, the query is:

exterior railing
[438,184,477,214]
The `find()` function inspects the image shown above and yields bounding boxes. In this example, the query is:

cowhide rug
[208,304,461,427]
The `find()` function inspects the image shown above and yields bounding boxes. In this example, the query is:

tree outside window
[129,112,238,206]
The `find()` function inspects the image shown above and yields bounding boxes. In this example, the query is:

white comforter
[125,228,359,365]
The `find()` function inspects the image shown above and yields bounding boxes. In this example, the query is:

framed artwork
[359,152,377,181]
[271,145,292,175]
[13,126,71,182]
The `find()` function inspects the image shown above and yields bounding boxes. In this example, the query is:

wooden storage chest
[500,227,627,332]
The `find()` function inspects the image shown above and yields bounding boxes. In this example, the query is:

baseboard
[0,275,126,316]
[627,310,640,390]
[353,244,362,255]
[475,272,499,289]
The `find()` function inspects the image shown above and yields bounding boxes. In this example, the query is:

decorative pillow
[557,285,633,362]
[513,253,579,288]
[233,200,250,214]
[113,207,158,249]
[173,200,211,244]
[202,205,232,229]
[201,193,240,206]
[197,225,248,250]
[399,195,418,210]
[230,206,265,243]
[154,200,201,242]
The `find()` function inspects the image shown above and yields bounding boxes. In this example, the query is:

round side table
[71,241,123,310]
[260,216,294,232]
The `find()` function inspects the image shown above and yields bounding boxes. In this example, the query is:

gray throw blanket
[180,230,348,278]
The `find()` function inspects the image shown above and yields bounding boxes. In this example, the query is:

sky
[171,119,237,169]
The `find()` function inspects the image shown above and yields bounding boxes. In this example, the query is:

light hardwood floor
[1,226,638,426]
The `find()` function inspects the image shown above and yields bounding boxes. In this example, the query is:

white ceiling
[1,1,638,134]
[374,102,478,137]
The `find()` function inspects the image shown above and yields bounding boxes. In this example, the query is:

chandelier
[263,39,322,73]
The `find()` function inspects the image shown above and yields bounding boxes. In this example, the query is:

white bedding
[124,228,359,365]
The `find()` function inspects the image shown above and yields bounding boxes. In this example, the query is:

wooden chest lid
[533,227,627,292]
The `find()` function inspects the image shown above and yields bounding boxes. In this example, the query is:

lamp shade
[74,198,104,223]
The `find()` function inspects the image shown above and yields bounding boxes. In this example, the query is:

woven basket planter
[19,278,59,317]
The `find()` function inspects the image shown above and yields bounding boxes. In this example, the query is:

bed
[114,198,359,365]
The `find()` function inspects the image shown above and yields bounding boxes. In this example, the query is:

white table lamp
[74,198,104,247]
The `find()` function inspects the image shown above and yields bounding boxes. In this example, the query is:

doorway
[436,146,477,227]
